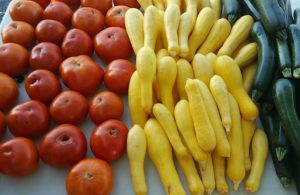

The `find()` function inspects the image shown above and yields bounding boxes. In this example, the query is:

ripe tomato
[2,21,35,49]
[66,158,113,195]
[90,119,128,162]
[105,5,129,28]
[0,137,38,177]
[0,112,6,138]
[25,70,62,104]
[43,2,73,26]
[0,43,29,76]
[72,7,104,37]
[28,0,51,8]
[113,0,140,8]
[39,124,87,168]
[7,100,50,137]
[62,29,93,58]
[89,91,124,124]
[60,55,104,96]
[52,0,81,10]
[104,59,135,94]
[81,0,112,15]
[36,19,67,45]
[9,0,43,27]
[94,27,132,62]
[29,42,63,73]
[0,73,19,111]
[50,90,89,125]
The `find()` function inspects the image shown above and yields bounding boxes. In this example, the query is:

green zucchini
[271,151,293,188]
[221,0,241,24]
[251,22,277,102]
[294,8,300,25]
[288,24,300,78]
[272,78,300,159]
[293,155,300,193]
[285,0,293,25]
[276,38,292,78]
[241,0,260,21]
[253,0,288,40]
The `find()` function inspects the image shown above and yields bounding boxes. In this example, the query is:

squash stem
[280,177,292,188]
[276,29,288,40]
[275,147,287,161]
[282,67,292,78]
[251,89,262,102]
[227,14,237,24]
[293,68,300,78]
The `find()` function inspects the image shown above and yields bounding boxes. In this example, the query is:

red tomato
[0,137,38,177]
[62,29,93,58]
[1,21,35,49]
[0,73,19,111]
[104,59,135,94]
[113,0,140,8]
[105,5,129,28]
[94,27,132,62]
[89,91,124,125]
[43,2,73,26]
[9,0,43,27]
[66,158,113,195]
[36,19,67,45]
[7,100,50,137]
[0,43,29,76]
[60,55,104,96]
[0,112,6,138]
[52,0,81,10]
[39,124,87,168]
[90,119,128,162]
[81,0,112,15]
[50,90,89,125]
[28,0,51,8]
[29,42,63,73]
[25,70,62,104]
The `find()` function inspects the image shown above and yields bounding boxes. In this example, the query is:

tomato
[52,0,81,10]
[94,27,132,62]
[81,0,112,15]
[1,21,35,49]
[105,6,129,28]
[66,158,113,195]
[90,119,128,162]
[0,43,29,76]
[0,137,38,177]
[113,0,140,8]
[60,55,104,96]
[43,2,73,26]
[104,59,135,94]
[50,90,89,125]
[62,29,93,58]
[0,73,19,111]
[29,42,63,73]
[25,70,62,104]
[72,7,104,37]
[9,0,43,27]
[7,100,50,137]
[0,112,6,138]
[39,124,87,168]
[89,91,124,125]
[36,19,67,46]
[28,0,51,9]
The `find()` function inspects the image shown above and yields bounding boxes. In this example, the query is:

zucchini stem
[282,68,292,78]
[275,147,287,161]
[293,68,300,78]
[276,29,288,40]
[280,177,292,188]
[251,89,262,102]
[228,14,237,24]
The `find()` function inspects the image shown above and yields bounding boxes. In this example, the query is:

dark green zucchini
[251,22,277,102]
[221,0,241,24]
[271,151,293,188]
[276,38,292,78]
[240,0,260,21]
[288,24,300,78]
[292,155,300,193]
[272,78,300,159]
[253,0,288,40]
[285,0,293,25]
[294,8,300,25]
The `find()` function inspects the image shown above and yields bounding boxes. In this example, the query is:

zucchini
[276,38,292,78]
[294,8,300,25]
[272,78,300,159]
[253,0,288,40]
[221,0,241,24]
[240,0,260,21]
[251,22,276,102]
[271,150,293,187]
[293,155,300,193]
[285,0,293,25]
[288,24,300,78]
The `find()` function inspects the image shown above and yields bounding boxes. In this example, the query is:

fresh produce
[0,112,6,137]
[272,151,293,188]
[241,117,255,171]
[137,0,153,10]
[178,12,194,58]
[43,2,73,25]
[233,42,258,68]
[114,0,140,8]
[210,0,221,19]
[192,53,214,85]
[200,154,215,195]
[105,6,129,29]
[221,0,241,24]
[240,0,260,21]
[0,72,19,111]
[54,0,80,10]
[143,6,161,50]
[295,8,300,25]
[276,38,292,78]
[242,62,258,93]
[81,0,112,14]
[165,4,180,56]
[176,59,194,100]
[288,24,300,78]
[30,0,50,9]
[212,151,229,195]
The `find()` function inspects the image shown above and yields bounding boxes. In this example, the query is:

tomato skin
[28,0,51,8]
[105,5,129,28]
[66,158,113,195]
[60,55,104,96]
[104,59,135,94]
[0,73,19,111]
[53,0,81,10]
[29,42,63,73]
[7,100,50,137]
[25,70,62,104]
[62,29,93,58]
[43,2,73,26]
[90,119,128,162]
[0,112,6,138]
[0,43,29,76]
[0,137,38,177]
[50,90,89,125]
[39,124,87,168]
[113,0,140,8]
[2,21,35,49]
[81,0,112,15]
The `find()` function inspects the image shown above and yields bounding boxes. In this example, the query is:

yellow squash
[234,42,258,68]
[198,0,211,10]
[212,151,229,195]
[206,52,217,67]
[241,117,256,171]
[199,154,215,195]
[153,0,165,10]
[137,0,153,10]
[232,39,251,58]
[179,12,194,58]
[242,62,258,93]
[167,0,181,7]
[154,49,169,102]
[210,0,221,19]
[192,53,214,86]
[144,6,161,50]
[185,0,197,23]
[176,59,194,100]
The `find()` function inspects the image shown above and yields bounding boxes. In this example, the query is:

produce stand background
[0,1,300,195]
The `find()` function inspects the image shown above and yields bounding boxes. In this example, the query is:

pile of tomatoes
[0,0,139,194]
